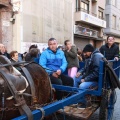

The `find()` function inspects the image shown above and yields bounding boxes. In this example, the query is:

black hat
[83,44,94,53]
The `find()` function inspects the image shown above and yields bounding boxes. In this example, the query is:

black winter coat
[79,49,104,82]
[100,43,119,60]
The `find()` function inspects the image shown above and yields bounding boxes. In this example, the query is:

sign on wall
[21,42,48,53]
[2,21,10,26]
[81,11,106,28]
[21,42,63,53]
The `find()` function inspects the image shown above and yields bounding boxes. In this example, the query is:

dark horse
[0,55,52,120]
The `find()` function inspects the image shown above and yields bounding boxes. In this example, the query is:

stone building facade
[74,0,106,49]
[104,0,120,46]
[12,0,73,53]
[0,0,13,52]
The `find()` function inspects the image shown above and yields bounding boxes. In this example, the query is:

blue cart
[12,59,120,120]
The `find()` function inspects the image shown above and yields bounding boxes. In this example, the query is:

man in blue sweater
[39,38,73,100]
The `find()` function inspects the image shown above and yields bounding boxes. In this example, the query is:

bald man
[0,43,10,59]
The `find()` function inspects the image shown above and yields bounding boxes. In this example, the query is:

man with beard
[73,44,103,89]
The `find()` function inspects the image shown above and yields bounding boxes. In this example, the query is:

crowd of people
[0,35,119,102]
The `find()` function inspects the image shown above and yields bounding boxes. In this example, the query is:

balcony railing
[76,7,99,18]
[74,25,98,38]
[91,12,97,17]
[76,7,89,14]
[98,16,105,20]
[0,0,9,7]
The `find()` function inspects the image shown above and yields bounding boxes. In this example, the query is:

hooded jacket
[39,48,67,75]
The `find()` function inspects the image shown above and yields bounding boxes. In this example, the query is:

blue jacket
[39,48,67,74]
[79,49,104,82]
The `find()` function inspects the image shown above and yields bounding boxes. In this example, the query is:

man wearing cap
[74,44,103,89]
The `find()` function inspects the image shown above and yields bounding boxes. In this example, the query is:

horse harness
[21,66,37,104]
[0,69,33,120]
[0,61,52,120]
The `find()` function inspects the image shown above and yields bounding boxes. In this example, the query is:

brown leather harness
[0,57,53,120]
[21,66,37,104]
[0,69,33,120]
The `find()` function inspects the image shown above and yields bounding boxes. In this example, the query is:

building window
[119,18,120,30]
[76,0,89,13]
[98,11,103,19]
[112,15,116,29]
[81,1,89,13]
[106,14,109,27]
[112,0,116,6]
[76,0,80,11]
[98,7,104,19]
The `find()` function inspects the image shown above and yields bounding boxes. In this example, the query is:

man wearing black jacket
[74,44,103,89]
[100,36,119,60]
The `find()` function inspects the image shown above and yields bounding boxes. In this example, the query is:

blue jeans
[73,75,98,89]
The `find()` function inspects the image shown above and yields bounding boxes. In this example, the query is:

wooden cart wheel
[99,89,116,120]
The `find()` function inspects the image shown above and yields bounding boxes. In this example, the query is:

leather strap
[0,61,27,68]
[0,69,33,120]
[21,67,36,103]
[36,107,45,120]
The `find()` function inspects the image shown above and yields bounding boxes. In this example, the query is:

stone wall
[13,0,73,52]
[0,1,13,52]
[22,0,73,44]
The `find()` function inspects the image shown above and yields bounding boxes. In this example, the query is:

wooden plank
[58,103,99,120]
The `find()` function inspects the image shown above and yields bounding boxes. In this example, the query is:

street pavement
[110,89,120,120]
[89,88,120,120]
